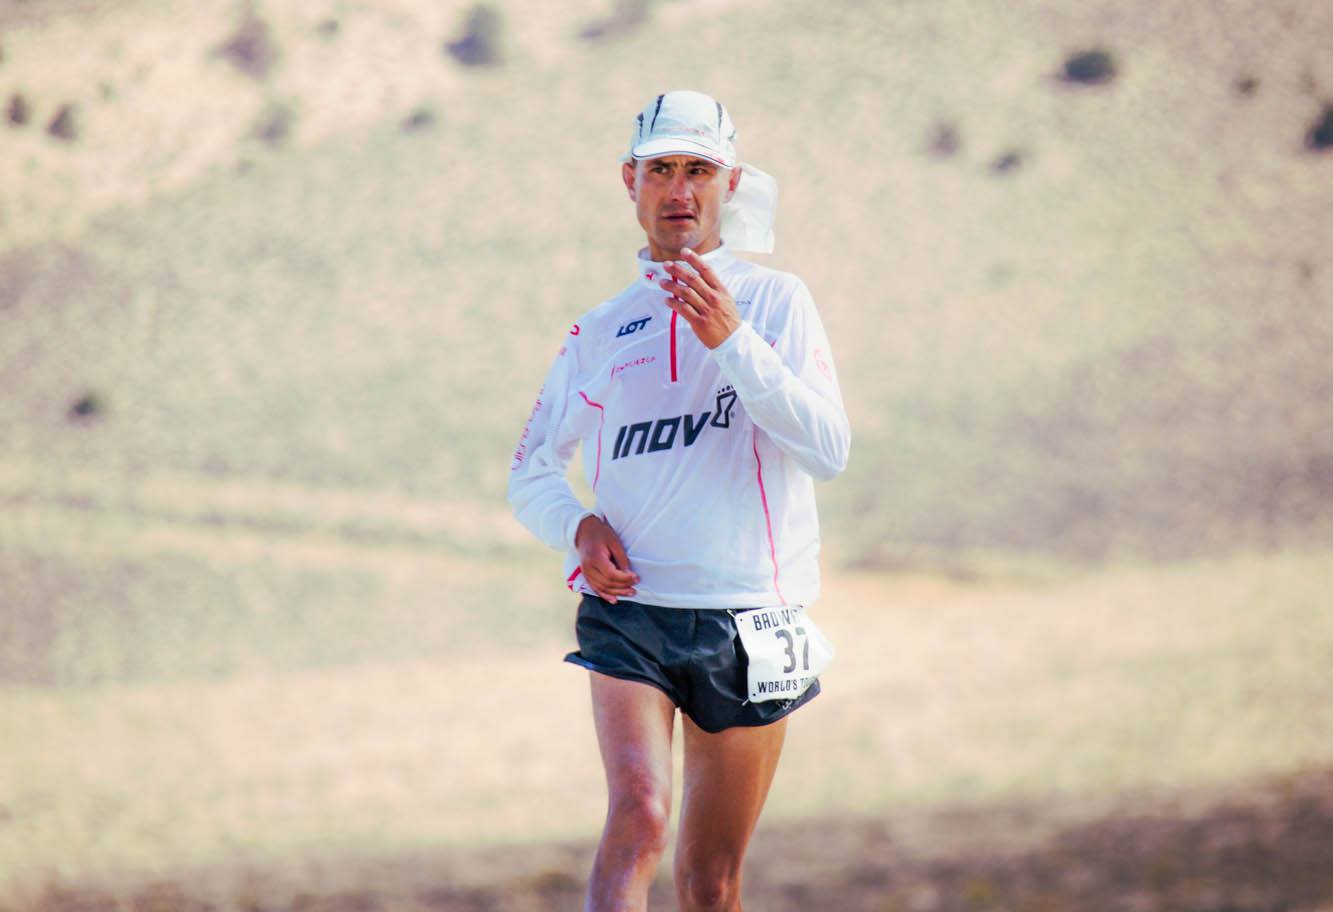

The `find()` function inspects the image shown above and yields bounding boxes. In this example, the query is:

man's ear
[724,165,743,202]
[622,161,637,201]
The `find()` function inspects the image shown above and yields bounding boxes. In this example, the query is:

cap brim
[630,136,733,168]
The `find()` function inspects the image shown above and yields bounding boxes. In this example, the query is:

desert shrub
[401,107,436,132]
[47,103,78,141]
[7,93,29,126]
[1305,104,1333,151]
[218,14,278,78]
[445,4,503,66]
[254,103,293,145]
[990,149,1023,174]
[579,0,652,41]
[926,121,960,158]
[69,391,104,423]
[1061,49,1117,85]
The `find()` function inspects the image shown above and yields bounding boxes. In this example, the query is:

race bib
[733,605,834,703]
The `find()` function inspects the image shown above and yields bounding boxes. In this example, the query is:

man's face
[623,155,742,260]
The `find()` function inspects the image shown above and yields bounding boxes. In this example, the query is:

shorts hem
[685,680,821,733]
[564,652,683,707]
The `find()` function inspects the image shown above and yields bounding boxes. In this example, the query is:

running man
[508,89,850,911]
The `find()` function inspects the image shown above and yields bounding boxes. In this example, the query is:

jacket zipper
[669,310,679,383]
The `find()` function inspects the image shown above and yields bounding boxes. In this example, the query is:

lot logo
[616,316,652,337]
[611,386,737,460]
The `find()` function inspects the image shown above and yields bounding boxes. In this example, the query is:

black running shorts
[564,594,820,733]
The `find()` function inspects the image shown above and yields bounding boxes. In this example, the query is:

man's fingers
[664,260,711,299]
[587,560,637,584]
[662,287,703,323]
[679,247,722,290]
[587,570,637,604]
[660,279,705,313]
[608,537,636,579]
[585,545,637,585]
[574,512,638,603]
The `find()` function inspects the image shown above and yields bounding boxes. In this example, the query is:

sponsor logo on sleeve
[814,347,833,381]
[511,385,545,470]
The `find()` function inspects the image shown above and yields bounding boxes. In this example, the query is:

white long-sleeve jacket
[507,244,850,608]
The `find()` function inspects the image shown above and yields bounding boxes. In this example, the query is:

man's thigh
[676,713,788,863]
[588,672,677,804]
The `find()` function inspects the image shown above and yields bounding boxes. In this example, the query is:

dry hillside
[3,1,1333,909]
[1,0,1330,568]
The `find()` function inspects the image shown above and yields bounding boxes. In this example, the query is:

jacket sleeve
[709,278,851,480]
[507,332,596,550]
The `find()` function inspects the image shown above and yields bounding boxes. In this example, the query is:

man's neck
[646,237,722,262]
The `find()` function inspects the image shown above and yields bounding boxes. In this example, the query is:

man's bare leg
[673,714,788,911]
[586,673,677,912]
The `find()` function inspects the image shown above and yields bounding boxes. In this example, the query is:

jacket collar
[635,243,736,286]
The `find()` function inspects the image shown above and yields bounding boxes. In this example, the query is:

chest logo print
[611,387,739,460]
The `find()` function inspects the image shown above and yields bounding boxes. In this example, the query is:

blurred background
[2,0,1332,908]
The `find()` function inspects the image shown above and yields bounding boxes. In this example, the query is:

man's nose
[666,171,692,201]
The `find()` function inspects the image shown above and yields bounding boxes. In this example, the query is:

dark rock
[445,4,503,66]
[1061,49,1117,86]
[47,104,78,141]
[401,107,436,132]
[1304,104,1333,151]
[7,93,29,126]
[69,392,104,423]
[927,121,960,158]
[217,15,278,79]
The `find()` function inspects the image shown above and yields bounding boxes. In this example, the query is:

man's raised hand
[660,247,742,349]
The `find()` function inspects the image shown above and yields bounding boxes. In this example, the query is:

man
[508,90,850,911]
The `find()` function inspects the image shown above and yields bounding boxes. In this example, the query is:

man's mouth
[663,212,696,223]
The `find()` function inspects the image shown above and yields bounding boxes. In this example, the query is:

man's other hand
[575,514,639,604]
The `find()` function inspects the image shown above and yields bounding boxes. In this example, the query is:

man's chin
[653,228,702,255]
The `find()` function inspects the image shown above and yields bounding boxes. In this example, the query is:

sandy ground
[4,550,1333,907]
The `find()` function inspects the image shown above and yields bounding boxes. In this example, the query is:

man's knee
[675,861,740,911]
[607,783,671,855]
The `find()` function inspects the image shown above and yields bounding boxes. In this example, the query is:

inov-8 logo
[616,316,652,337]
[612,388,738,460]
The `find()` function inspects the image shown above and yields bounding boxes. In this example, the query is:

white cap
[627,90,737,168]
[624,90,779,254]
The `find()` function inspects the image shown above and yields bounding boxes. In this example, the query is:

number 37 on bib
[733,605,835,703]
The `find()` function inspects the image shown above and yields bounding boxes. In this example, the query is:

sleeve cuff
[709,321,786,399]
[564,508,599,550]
